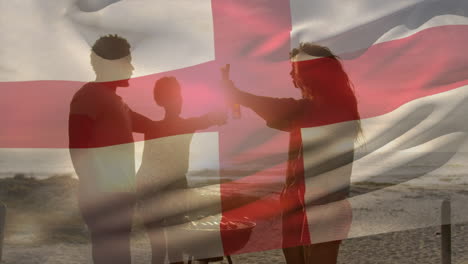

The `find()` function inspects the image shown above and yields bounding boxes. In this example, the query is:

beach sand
[2,223,468,264]
[1,175,467,263]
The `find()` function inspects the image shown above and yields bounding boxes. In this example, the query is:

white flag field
[1,0,468,259]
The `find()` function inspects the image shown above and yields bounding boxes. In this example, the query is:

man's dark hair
[92,34,131,60]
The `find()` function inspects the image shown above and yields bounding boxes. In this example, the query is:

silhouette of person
[136,76,226,264]
[221,43,361,264]
[68,34,153,264]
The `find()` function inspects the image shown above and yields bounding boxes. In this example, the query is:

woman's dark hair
[290,43,363,141]
[290,43,337,60]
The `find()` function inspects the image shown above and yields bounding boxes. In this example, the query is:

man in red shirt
[69,35,152,264]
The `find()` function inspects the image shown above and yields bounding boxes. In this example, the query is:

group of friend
[68,34,361,264]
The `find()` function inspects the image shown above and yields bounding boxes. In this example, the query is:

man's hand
[221,78,242,103]
[206,111,228,126]
[221,63,230,80]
